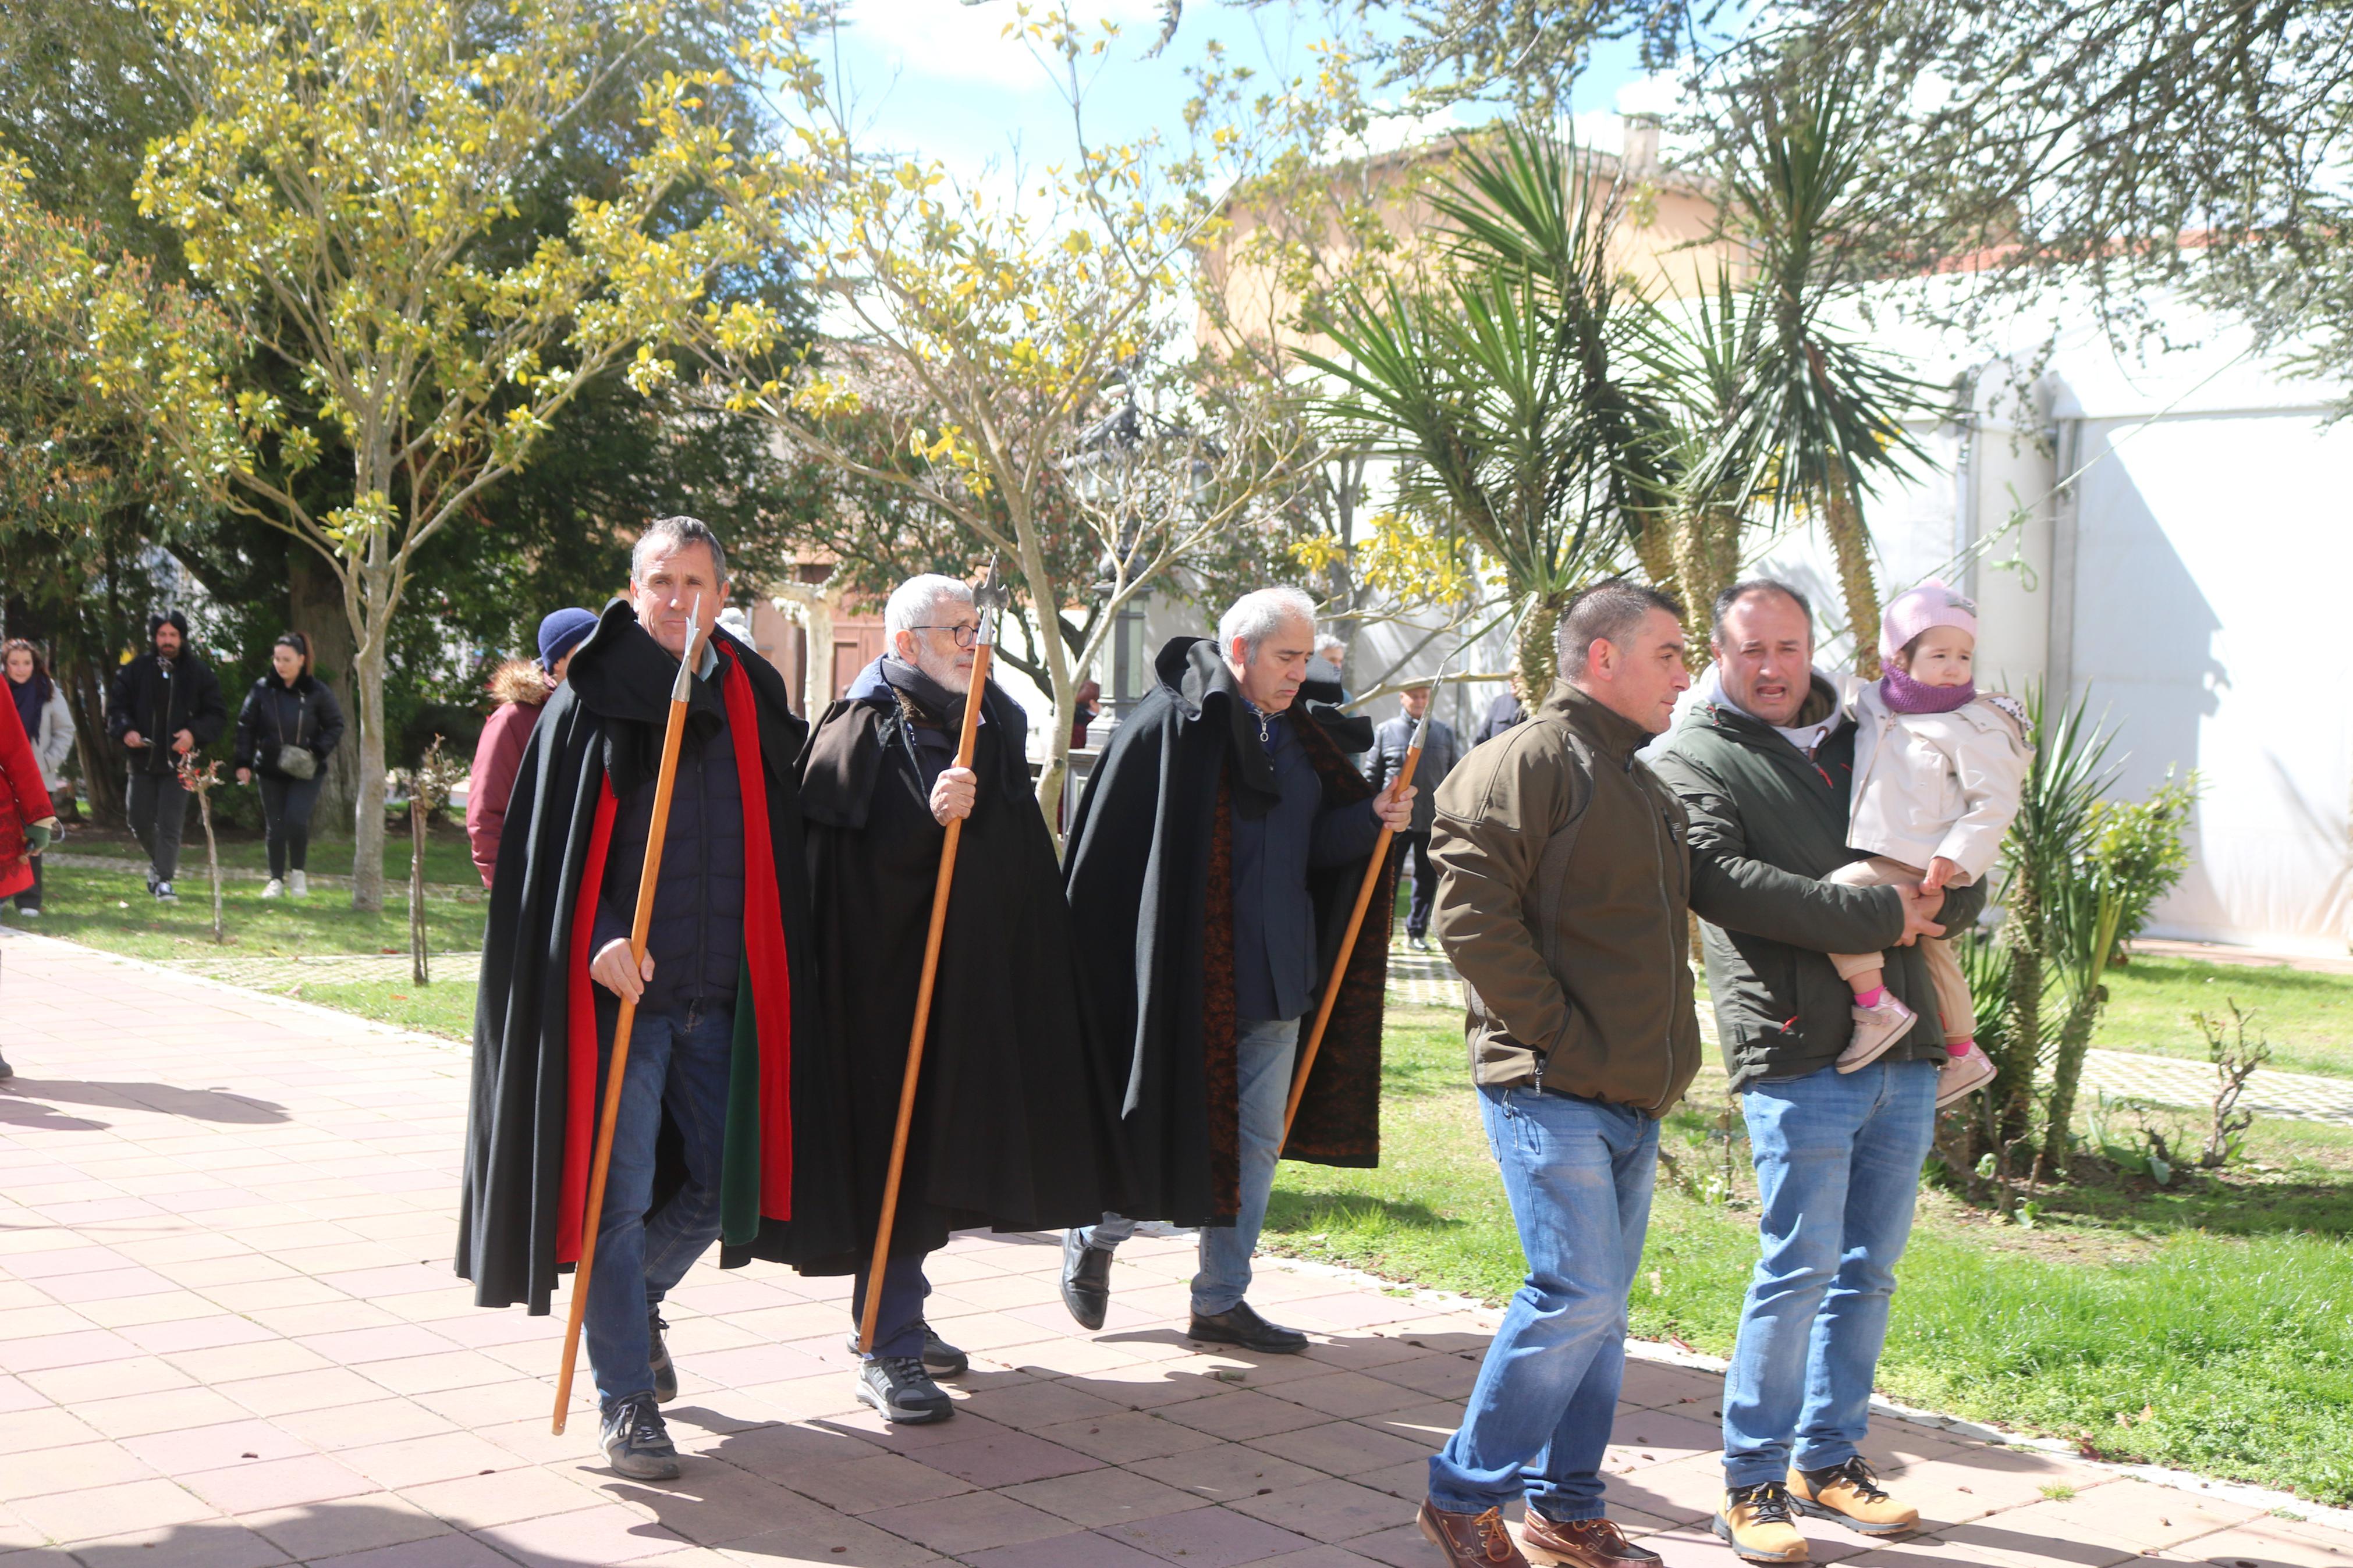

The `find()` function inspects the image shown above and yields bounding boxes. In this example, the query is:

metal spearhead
[669,593,704,702]
[972,559,1011,649]
[1411,667,1446,751]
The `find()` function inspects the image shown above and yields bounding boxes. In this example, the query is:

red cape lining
[555,646,794,1263]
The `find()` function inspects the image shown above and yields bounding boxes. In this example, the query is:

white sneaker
[14,905,38,919]
[1936,1041,1999,1108]
[288,871,308,897]
[261,878,285,900]
[1836,993,1916,1072]
[154,881,180,905]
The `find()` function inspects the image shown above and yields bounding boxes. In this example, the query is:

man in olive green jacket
[1413,581,1702,1568]
[1651,580,1984,1565]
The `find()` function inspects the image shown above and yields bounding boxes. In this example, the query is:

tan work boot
[1417,1499,1531,1566]
[1712,1481,1809,1564]
[1788,1457,1919,1535]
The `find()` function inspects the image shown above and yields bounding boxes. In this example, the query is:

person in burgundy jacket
[467,607,594,887]
[0,687,59,1076]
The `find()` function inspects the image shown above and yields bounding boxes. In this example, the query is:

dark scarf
[8,671,43,739]
[1880,664,1976,715]
[878,654,970,733]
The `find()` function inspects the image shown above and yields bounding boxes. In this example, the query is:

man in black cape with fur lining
[1059,587,1412,1353]
[787,571,1129,1425]
[457,517,857,1481]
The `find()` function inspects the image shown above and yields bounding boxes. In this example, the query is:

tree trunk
[289,548,360,837]
[1671,504,1745,669]
[62,657,122,826]
[1822,456,1882,678]
[1514,588,1570,701]
[350,635,389,912]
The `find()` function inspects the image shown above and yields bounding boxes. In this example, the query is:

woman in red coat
[0,688,58,1076]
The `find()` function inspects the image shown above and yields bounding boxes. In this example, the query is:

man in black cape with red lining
[457,516,856,1481]
[1060,586,1411,1353]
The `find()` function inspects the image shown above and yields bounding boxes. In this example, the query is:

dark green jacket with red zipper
[1649,675,1989,1092]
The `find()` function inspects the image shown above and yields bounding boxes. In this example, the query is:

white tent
[1750,290,2353,954]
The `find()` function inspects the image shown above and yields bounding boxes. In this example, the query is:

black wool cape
[734,662,1131,1275]
[455,604,859,1314]
[1063,637,1397,1226]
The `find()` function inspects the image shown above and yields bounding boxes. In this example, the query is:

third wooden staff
[1282,675,1442,1144]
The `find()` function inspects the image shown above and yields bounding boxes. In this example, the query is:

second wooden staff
[1282,674,1442,1144]
[857,577,1003,1354]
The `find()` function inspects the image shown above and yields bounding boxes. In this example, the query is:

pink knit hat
[1880,579,1978,662]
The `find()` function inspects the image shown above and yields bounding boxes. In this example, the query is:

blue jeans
[1080,1016,1300,1316]
[1722,1059,1937,1488]
[584,998,736,1413]
[851,1254,932,1361]
[1428,1086,1659,1521]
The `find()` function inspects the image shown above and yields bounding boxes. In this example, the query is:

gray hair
[1710,578,1812,645]
[1556,579,1684,680]
[885,574,974,638]
[1218,586,1318,662]
[1315,635,1346,659]
[631,515,729,585]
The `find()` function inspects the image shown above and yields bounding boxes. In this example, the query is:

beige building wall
[1197,126,1742,362]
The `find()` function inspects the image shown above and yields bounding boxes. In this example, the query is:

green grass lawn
[19,863,485,1040]
[1269,1005,2353,1505]
[2094,954,2353,1077]
[51,818,482,888]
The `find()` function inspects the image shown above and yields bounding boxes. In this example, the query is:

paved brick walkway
[1,931,2345,1567]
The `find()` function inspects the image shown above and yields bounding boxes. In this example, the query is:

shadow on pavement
[0,1078,289,1124]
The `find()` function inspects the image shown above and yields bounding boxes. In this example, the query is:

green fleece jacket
[1650,677,1990,1091]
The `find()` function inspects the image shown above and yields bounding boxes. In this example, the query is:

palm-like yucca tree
[1301,123,1671,695]
[1632,264,1770,662]
[1697,55,1939,676]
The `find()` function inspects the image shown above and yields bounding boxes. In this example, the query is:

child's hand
[1922,856,1962,895]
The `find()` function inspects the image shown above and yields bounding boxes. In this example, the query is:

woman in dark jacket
[233,632,346,897]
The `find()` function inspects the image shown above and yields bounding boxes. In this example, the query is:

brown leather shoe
[1418,1499,1531,1566]
[1520,1513,1663,1567]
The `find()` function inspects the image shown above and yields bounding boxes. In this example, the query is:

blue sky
[817,1,1669,179]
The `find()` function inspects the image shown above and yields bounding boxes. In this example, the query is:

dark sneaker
[1788,1457,1918,1535]
[1520,1514,1663,1567]
[1187,1299,1308,1354]
[1060,1229,1112,1331]
[1417,1499,1531,1566]
[599,1391,680,1480]
[1713,1482,1809,1563]
[647,1310,677,1403]
[855,1355,953,1424]
[840,1320,968,1378]
[0,1050,13,1081]
[154,880,179,904]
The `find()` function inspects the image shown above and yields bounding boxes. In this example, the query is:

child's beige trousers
[1825,856,1975,1044]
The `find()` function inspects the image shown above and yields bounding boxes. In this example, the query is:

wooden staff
[1282,673,1443,1144]
[552,600,705,1435]
[857,568,1008,1354]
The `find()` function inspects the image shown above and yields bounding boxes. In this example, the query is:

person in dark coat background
[109,610,227,904]
[1059,586,1413,1354]
[1367,680,1461,951]
[233,632,347,898]
[1474,662,1528,744]
[457,517,847,1484]
[466,608,595,887]
[789,573,1128,1425]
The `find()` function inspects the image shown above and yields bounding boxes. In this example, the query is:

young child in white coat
[1829,582,2031,1107]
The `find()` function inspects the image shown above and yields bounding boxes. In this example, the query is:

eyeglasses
[910,624,982,649]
